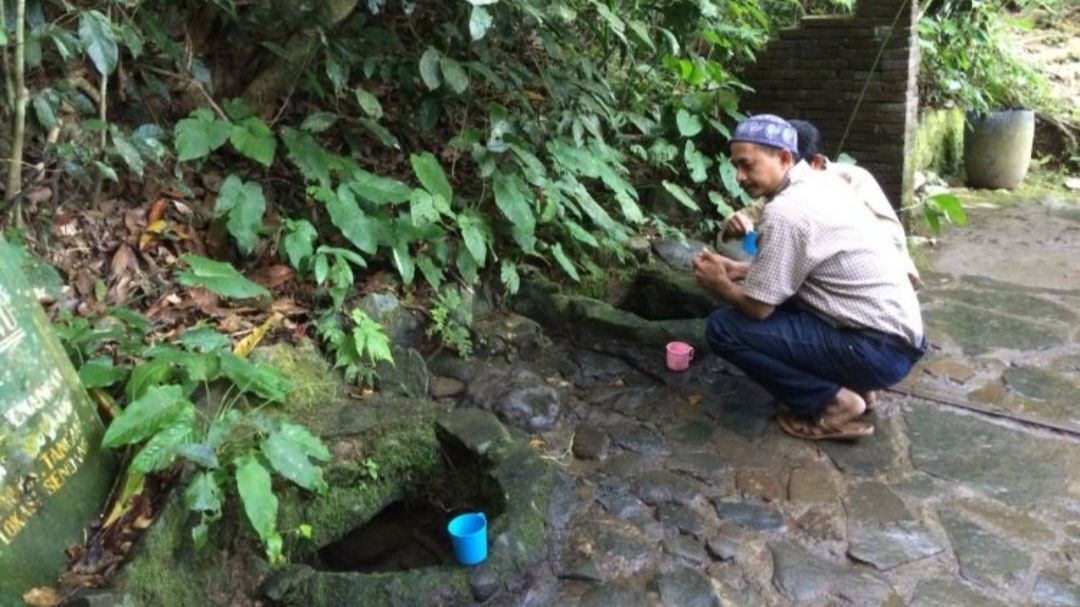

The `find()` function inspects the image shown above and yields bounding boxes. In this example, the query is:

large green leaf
[500,259,520,295]
[354,88,383,119]
[662,181,700,211]
[131,406,196,473]
[492,173,536,235]
[185,471,223,514]
[174,109,232,162]
[181,327,231,353]
[708,191,735,218]
[235,455,281,558]
[261,431,328,493]
[177,255,270,300]
[281,127,333,186]
[229,117,276,167]
[348,170,411,205]
[358,118,401,150]
[214,175,266,256]
[419,48,442,90]
[300,111,339,133]
[79,11,118,76]
[79,357,126,388]
[282,219,317,269]
[409,189,439,226]
[457,214,489,266]
[410,152,453,206]
[676,109,703,138]
[392,239,415,286]
[277,422,331,462]
[549,242,580,281]
[110,129,145,178]
[219,352,292,403]
[469,6,493,40]
[440,56,470,94]
[684,141,712,183]
[102,385,189,447]
[319,185,377,254]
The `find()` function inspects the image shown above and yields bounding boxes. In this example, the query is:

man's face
[731,142,792,198]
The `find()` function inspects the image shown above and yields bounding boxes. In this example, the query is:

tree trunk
[3,0,26,212]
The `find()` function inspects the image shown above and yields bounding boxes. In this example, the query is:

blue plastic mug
[447,512,488,565]
[742,230,759,255]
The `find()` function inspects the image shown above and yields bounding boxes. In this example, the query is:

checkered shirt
[743,162,924,347]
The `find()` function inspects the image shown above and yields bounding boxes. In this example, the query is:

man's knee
[706,308,748,353]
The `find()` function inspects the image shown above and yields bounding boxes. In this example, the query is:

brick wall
[739,0,919,208]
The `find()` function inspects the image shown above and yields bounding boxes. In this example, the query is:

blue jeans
[706,306,925,418]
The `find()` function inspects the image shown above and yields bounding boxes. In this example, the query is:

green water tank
[0,236,116,604]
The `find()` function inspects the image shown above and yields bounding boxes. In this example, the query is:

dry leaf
[22,587,60,607]
[234,314,279,358]
[110,244,138,278]
[147,198,169,224]
[529,439,546,449]
[250,264,294,290]
[139,219,168,250]
[25,185,53,204]
[687,394,703,406]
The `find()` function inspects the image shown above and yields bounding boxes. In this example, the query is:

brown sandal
[777,413,874,441]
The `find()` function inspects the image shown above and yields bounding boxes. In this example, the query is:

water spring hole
[312,434,506,574]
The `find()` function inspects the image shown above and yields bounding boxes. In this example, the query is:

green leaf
[278,422,330,462]
[417,256,444,290]
[354,88,383,120]
[124,358,175,402]
[409,189,439,226]
[931,192,968,225]
[550,243,580,281]
[392,239,415,285]
[94,161,118,182]
[440,57,469,94]
[235,455,280,547]
[565,220,599,248]
[300,111,339,134]
[318,185,377,254]
[262,432,328,493]
[219,352,292,403]
[349,170,411,205]
[185,471,223,514]
[419,49,442,90]
[110,129,145,178]
[661,181,700,211]
[493,172,536,235]
[131,406,196,473]
[350,309,394,364]
[458,214,488,266]
[176,443,221,469]
[79,11,118,76]
[175,108,232,162]
[684,141,711,183]
[281,127,333,186]
[182,327,231,353]
[102,385,189,448]
[708,191,735,218]
[282,219,317,269]
[214,175,266,256]
[358,118,401,150]
[177,255,270,300]
[79,357,126,388]
[500,259,520,295]
[229,117,277,167]
[469,6,493,40]
[317,246,368,269]
[410,152,453,206]
[627,20,655,52]
[676,109,703,138]
[314,254,329,285]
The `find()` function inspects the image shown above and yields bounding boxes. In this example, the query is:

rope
[834,0,914,156]
[887,385,1080,440]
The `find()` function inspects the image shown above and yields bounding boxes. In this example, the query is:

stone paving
[434,189,1080,606]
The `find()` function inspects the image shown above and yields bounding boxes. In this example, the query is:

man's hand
[693,249,732,293]
[722,211,754,240]
[693,249,775,320]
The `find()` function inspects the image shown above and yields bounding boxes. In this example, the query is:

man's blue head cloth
[731,114,798,156]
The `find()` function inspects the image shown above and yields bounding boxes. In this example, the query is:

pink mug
[666,341,694,372]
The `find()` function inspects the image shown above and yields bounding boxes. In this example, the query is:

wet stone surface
[939,509,1032,590]
[845,482,945,570]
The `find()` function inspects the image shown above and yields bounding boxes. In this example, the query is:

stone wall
[739,0,919,208]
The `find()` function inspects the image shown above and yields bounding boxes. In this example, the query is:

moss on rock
[913,109,965,177]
